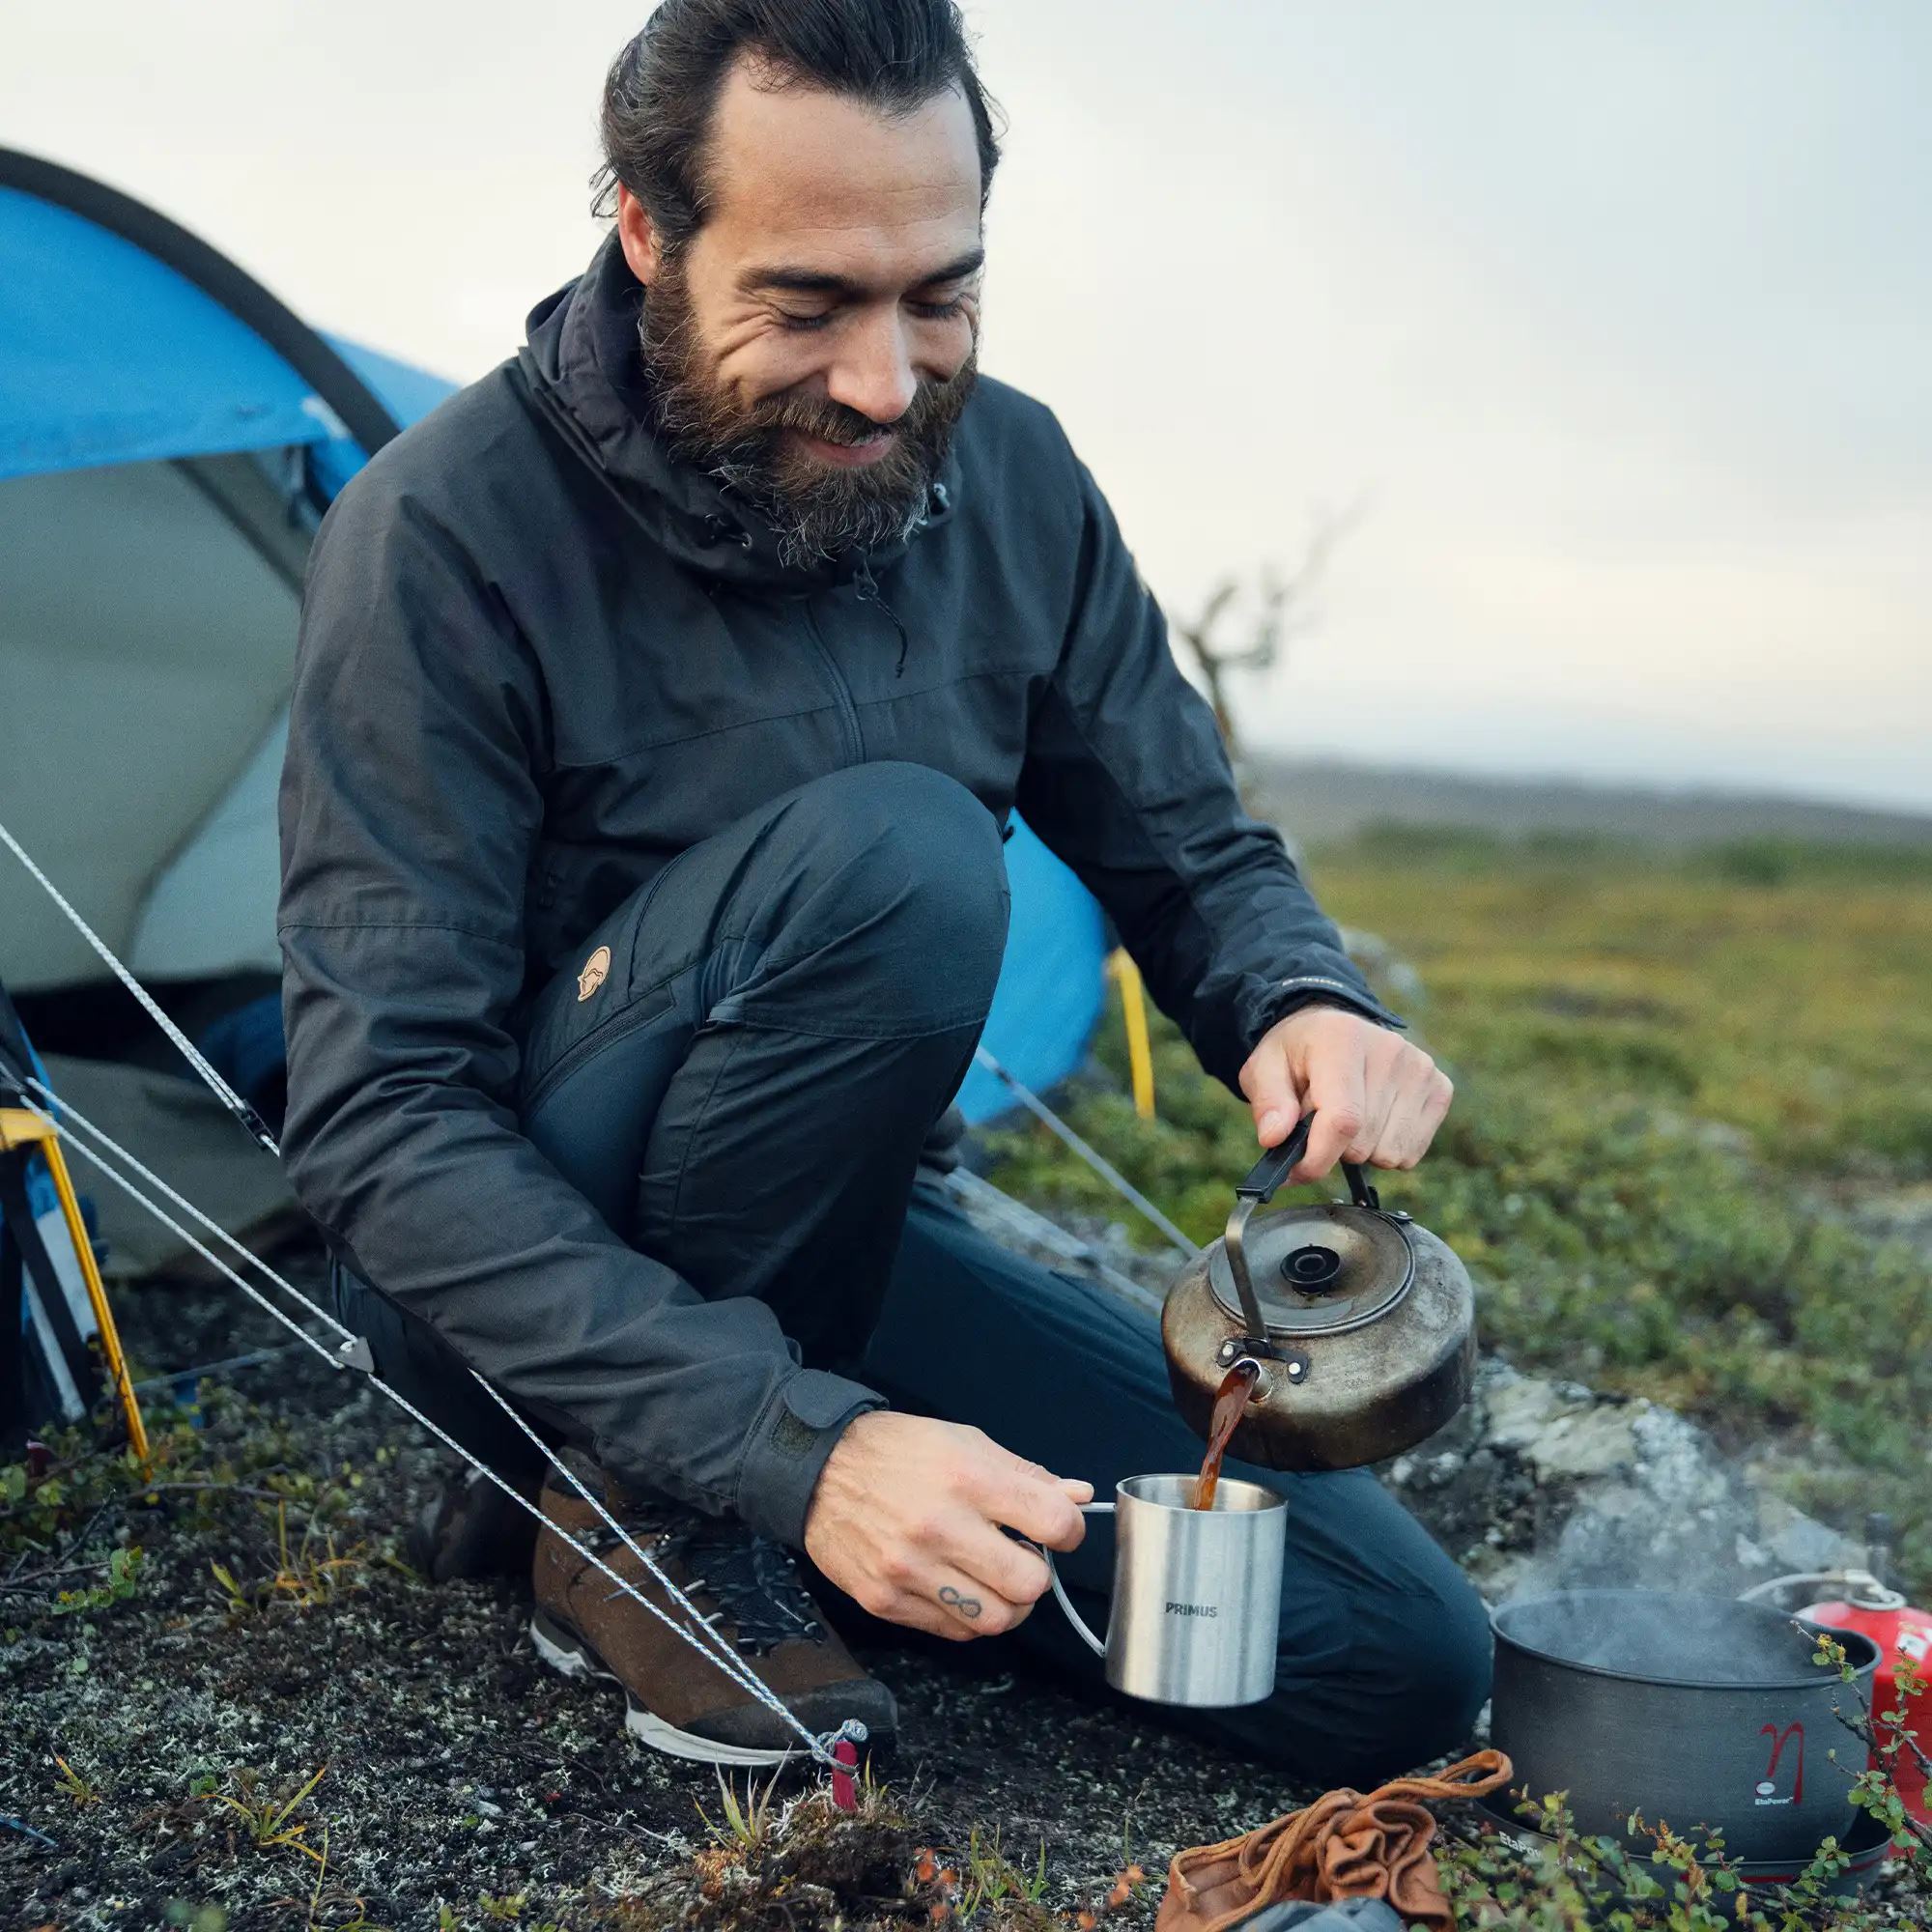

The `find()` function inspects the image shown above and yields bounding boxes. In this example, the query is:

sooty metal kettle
[1160,1113,1475,1471]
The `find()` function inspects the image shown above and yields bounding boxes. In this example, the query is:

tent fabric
[0,461,301,987]
[311,335,458,499]
[0,188,345,481]
[127,711,293,984]
[0,1143,101,1438]
[956,820,1108,1123]
[0,147,405,481]
[0,158,454,489]
[1,990,104,1441]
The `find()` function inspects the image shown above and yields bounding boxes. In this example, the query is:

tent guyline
[14,1045,863,1763]
[0,815,868,1773]
[0,818,277,1156]
[970,1044,1196,1258]
[10,1078,867,1776]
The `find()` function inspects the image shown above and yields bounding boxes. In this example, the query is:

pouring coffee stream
[1189,1360,1260,1511]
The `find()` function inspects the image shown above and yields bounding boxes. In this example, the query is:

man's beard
[637,256,977,570]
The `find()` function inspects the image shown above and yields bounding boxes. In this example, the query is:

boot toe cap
[686,1673,898,1753]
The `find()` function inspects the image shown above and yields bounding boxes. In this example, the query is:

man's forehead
[701,58,983,285]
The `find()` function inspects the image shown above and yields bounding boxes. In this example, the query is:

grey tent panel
[0,460,297,988]
[131,710,288,980]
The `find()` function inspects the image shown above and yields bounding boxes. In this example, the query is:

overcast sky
[8,2,1927,810]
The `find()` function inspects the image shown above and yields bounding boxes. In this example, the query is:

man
[279,0,1489,1777]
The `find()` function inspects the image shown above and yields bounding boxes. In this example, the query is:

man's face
[618,57,984,564]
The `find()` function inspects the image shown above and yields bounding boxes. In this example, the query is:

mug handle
[1040,1501,1115,1659]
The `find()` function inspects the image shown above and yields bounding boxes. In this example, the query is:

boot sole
[529,1608,805,1768]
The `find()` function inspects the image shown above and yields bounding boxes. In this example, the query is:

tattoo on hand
[938,1584,982,1619]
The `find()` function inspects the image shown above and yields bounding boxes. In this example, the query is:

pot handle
[1039,1502,1115,1659]
[1227,1113,1378,1341]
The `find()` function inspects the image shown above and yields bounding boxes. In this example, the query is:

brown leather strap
[1355,1748,1514,1805]
[1160,1751,1515,1932]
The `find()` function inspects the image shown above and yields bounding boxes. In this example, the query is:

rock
[1384,1358,1860,1604]
[1484,1376,1642,1479]
[1754,1492,1865,1576]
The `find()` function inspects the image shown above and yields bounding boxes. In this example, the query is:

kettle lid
[1208,1198,1415,1338]
[1213,1119,1424,1349]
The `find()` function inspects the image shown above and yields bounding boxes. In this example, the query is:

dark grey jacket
[277,233,1399,1546]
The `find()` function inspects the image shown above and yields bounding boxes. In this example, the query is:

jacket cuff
[1238,961,1407,1063]
[735,1368,887,1548]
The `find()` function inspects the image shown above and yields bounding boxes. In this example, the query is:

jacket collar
[518,232,957,591]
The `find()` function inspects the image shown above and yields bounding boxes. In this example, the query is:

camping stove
[1741,1512,1931,1828]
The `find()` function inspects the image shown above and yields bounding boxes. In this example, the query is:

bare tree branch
[1169,497,1367,781]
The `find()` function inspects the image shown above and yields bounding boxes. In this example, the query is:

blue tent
[0,149,1104,1128]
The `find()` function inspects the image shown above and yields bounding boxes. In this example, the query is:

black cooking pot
[1489,1589,1881,1864]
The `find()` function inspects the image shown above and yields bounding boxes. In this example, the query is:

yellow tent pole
[0,1107,149,1462]
[1108,949,1157,1122]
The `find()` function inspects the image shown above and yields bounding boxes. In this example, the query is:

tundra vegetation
[3,827,1929,1926]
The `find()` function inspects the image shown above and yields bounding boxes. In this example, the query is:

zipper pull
[853,555,911,678]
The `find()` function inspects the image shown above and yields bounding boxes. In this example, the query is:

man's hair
[590,0,1002,249]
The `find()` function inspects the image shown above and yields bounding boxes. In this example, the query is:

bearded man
[278,0,1489,1776]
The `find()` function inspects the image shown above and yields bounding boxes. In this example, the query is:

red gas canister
[1801,1577,1932,1827]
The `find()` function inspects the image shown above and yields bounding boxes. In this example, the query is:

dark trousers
[334,762,1491,1781]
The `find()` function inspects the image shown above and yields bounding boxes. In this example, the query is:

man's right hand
[803,1411,1092,1640]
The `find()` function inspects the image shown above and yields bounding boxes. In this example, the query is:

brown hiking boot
[530,1450,895,1767]
[408,1465,541,1582]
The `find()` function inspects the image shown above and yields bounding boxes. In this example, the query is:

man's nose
[824,308,918,426]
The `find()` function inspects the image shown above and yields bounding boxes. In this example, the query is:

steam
[1492,1589,1875,1687]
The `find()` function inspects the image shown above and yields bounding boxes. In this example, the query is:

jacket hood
[518,231,957,591]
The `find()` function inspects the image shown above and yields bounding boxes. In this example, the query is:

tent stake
[0,1107,149,1462]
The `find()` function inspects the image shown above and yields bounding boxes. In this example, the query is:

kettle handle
[1227,1113,1378,1341]
[1237,1113,1378,1211]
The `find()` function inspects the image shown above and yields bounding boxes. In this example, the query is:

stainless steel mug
[1043,1473,1287,1707]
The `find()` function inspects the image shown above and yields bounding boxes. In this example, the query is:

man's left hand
[1237,1004,1453,1182]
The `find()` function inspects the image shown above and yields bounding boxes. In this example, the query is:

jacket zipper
[802,600,864,765]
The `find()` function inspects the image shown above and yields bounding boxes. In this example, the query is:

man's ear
[614,185,664,288]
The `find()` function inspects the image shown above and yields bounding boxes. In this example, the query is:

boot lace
[588,1504,827,1659]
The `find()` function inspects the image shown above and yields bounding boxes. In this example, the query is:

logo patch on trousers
[576,946,611,1002]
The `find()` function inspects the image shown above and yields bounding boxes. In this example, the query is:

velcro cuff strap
[735,1369,887,1548]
